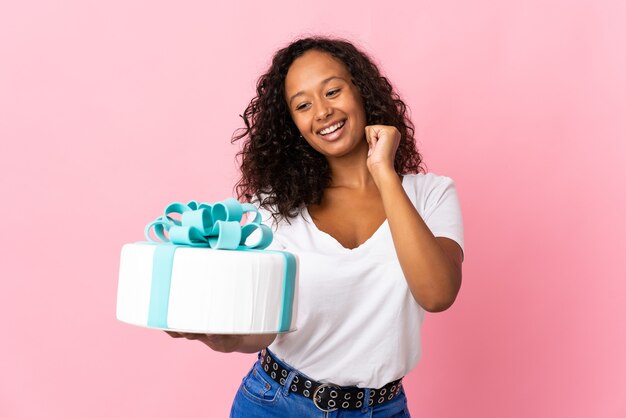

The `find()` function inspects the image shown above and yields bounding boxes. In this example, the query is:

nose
[314,101,333,120]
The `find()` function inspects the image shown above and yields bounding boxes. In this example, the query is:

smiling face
[284,50,368,159]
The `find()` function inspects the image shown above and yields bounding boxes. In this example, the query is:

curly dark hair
[232,36,425,222]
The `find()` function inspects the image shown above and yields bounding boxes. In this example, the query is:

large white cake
[117,243,298,334]
[116,199,298,334]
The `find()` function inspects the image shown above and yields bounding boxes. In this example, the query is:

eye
[295,102,310,111]
[326,88,340,97]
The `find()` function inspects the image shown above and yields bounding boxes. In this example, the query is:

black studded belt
[259,349,403,412]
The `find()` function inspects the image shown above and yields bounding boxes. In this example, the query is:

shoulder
[249,198,294,251]
[252,196,306,233]
[251,193,306,228]
[402,172,458,204]
[403,172,456,188]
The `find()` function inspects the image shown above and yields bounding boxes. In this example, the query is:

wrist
[370,166,401,189]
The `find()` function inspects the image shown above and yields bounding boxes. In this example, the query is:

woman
[169,36,465,417]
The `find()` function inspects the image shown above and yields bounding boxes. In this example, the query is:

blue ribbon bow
[141,198,296,333]
[144,198,273,250]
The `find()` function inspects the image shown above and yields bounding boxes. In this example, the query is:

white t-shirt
[260,173,465,388]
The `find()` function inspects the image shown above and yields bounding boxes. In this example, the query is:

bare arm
[366,126,463,312]
[166,332,277,353]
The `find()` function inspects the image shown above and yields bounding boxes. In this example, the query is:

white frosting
[116,244,298,334]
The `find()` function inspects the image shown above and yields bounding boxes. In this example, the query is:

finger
[204,334,231,343]
[367,133,378,156]
[180,332,205,340]
[365,126,380,142]
[165,331,183,338]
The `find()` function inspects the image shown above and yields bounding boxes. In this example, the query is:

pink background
[1,0,624,417]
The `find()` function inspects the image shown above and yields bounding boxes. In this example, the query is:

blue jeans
[230,354,411,418]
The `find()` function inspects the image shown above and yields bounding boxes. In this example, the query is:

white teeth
[319,121,345,135]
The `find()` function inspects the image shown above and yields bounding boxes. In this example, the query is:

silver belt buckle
[312,383,340,412]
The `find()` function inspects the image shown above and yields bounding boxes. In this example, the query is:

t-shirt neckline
[302,176,407,252]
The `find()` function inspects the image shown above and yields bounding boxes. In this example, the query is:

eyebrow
[288,76,346,106]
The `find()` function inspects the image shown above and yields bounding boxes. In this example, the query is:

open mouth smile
[317,120,346,141]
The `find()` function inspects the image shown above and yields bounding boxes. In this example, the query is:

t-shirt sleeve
[423,176,465,260]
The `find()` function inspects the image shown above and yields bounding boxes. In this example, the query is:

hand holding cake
[164,332,277,353]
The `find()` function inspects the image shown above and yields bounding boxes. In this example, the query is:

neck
[325,144,374,189]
